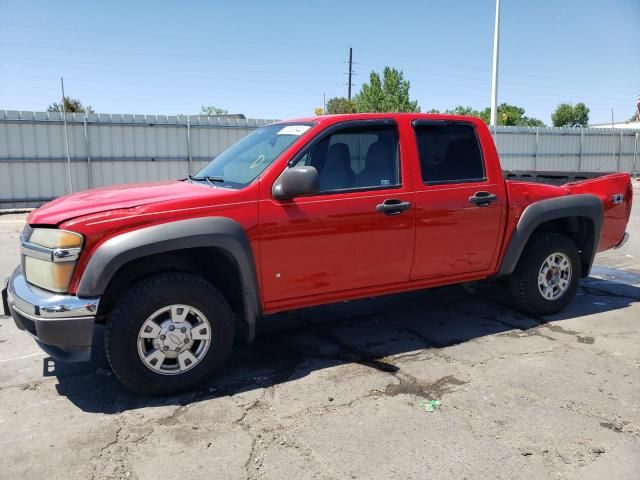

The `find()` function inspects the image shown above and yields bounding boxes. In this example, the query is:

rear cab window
[413,121,485,185]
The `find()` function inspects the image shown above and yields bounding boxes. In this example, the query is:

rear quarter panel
[500,173,631,265]
[565,173,632,251]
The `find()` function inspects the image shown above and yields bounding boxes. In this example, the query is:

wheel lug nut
[184,338,189,344]
[169,325,175,331]
[175,347,181,352]
[160,334,166,340]
[181,327,186,333]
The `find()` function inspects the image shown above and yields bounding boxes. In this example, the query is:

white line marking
[0,352,46,363]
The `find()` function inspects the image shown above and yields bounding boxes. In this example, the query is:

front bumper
[2,266,100,362]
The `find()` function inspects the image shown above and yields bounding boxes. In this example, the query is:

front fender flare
[497,194,603,277]
[77,217,261,340]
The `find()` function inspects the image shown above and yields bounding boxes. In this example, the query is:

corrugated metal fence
[0,110,277,208]
[492,125,639,174]
[1,110,638,208]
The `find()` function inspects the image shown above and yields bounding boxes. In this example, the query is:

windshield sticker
[277,125,311,136]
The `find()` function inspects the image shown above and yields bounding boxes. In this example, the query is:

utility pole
[347,47,353,100]
[60,77,73,193]
[490,0,501,127]
[612,108,616,165]
[611,108,614,128]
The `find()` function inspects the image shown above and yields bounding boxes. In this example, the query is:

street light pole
[490,0,501,127]
[60,77,74,193]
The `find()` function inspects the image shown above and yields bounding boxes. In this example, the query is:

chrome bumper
[614,232,630,249]
[2,266,100,362]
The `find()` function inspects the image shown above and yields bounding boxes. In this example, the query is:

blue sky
[0,0,638,124]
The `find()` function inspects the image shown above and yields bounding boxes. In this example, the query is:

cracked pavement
[1,183,639,479]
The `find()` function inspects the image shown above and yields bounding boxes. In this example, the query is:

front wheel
[507,232,581,316]
[104,273,235,395]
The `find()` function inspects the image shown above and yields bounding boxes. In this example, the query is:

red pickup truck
[3,114,632,394]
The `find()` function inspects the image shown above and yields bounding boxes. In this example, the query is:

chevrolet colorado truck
[2,114,632,394]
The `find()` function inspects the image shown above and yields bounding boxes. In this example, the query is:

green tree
[434,103,545,127]
[520,116,546,127]
[479,103,545,126]
[445,105,483,118]
[429,103,545,126]
[325,97,357,114]
[47,96,94,113]
[354,67,420,113]
[551,102,589,127]
[200,105,228,115]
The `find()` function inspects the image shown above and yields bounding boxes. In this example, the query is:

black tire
[507,232,581,316]
[104,273,234,395]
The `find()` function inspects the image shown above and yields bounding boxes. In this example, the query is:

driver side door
[258,120,416,307]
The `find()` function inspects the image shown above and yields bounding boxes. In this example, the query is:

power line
[2,43,633,92]
[2,72,630,107]
[0,42,345,65]
[1,71,345,89]
[357,54,637,90]
[1,59,632,106]
[0,21,351,50]
[2,82,332,101]
[3,55,630,101]
[0,57,346,84]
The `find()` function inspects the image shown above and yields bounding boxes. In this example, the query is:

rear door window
[413,123,485,184]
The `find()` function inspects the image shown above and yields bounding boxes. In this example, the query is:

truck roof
[282,112,484,125]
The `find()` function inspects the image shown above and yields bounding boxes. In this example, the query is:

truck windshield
[195,122,314,188]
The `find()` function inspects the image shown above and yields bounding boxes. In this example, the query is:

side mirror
[272,166,319,200]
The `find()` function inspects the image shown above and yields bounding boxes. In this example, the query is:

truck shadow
[48,275,639,414]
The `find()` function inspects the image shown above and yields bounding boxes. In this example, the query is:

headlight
[21,227,83,293]
[29,229,83,249]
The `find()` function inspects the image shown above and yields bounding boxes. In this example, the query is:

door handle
[376,199,412,215]
[469,191,497,206]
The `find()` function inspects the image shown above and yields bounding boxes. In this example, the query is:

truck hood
[28,180,220,225]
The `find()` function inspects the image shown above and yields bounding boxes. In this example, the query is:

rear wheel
[507,232,581,316]
[105,273,234,395]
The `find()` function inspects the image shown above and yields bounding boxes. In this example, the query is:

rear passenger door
[259,120,416,304]
[410,120,504,279]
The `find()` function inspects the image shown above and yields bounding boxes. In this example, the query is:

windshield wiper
[187,175,225,187]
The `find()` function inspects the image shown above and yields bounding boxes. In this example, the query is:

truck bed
[503,170,614,186]
[505,170,632,253]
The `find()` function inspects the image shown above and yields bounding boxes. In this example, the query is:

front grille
[20,224,33,243]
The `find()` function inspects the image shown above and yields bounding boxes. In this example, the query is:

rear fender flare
[497,194,603,277]
[76,217,260,341]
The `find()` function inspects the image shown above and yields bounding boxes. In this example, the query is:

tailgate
[565,172,632,251]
